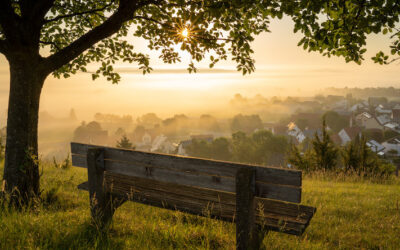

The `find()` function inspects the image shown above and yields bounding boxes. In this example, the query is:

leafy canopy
[282,0,400,64]
[0,0,287,84]
[2,1,398,85]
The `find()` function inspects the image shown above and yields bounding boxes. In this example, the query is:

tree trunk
[3,57,46,203]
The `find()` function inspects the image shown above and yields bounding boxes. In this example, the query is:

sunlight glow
[180,27,189,39]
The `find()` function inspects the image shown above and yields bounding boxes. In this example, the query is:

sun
[172,20,199,42]
[180,27,190,40]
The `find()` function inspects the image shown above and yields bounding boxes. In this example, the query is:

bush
[373,162,397,177]
[116,135,134,149]
[288,118,338,171]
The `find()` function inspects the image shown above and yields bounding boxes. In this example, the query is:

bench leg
[87,148,126,229]
[236,168,262,250]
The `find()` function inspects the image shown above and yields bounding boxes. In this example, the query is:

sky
[0,16,399,121]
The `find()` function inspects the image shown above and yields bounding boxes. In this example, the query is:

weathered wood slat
[236,168,259,249]
[71,154,86,168]
[72,153,301,203]
[77,186,309,236]
[76,172,315,235]
[71,142,301,187]
[104,172,313,221]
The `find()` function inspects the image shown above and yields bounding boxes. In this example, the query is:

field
[0,162,399,250]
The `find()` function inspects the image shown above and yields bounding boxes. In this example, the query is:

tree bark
[3,56,46,203]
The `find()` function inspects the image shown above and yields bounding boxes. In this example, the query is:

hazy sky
[0,16,399,121]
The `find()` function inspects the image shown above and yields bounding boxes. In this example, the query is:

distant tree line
[323,87,400,99]
[231,114,263,134]
[186,130,289,166]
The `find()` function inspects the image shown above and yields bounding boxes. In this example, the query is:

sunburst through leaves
[173,20,197,42]
[181,27,189,39]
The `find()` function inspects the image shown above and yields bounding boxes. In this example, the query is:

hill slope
[0,163,399,249]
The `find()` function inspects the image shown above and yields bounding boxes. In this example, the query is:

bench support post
[236,167,261,250]
[87,148,125,229]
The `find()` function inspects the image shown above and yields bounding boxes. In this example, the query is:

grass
[0,161,400,249]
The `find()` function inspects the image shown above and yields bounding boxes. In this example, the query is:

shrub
[373,162,397,177]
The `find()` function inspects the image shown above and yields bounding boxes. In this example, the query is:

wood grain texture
[77,172,316,236]
[236,168,259,250]
[71,142,301,186]
[87,148,117,228]
[71,143,301,203]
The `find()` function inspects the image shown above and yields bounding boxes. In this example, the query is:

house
[298,100,321,111]
[287,122,306,143]
[272,125,287,136]
[177,139,192,156]
[331,134,343,145]
[375,105,392,115]
[328,99,348,112]
[368,97,388,107]
[262,122,275,132]
[303,128,322,139]
[366,140,385,156]
[135,132,152,151]
[326,95,345,103]
[392,108,400,123]
[376,114,392,126]
[354,112,382,130]
[142,132,152,145]
[349,103,365,113]
[338,127,361,145]
[150,135,176,154]
[382,136,400,156]
[384,122,400,131]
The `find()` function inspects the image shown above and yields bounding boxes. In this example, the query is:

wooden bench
[71,142,316,249]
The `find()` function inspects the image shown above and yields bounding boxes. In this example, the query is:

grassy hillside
[0,162,399,250]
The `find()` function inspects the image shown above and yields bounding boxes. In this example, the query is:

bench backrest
[71,142,302,203]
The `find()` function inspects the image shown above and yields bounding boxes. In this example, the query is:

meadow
[0,161,399,250]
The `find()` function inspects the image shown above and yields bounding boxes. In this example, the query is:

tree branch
[0,1,21,41]
[39,40,62,51]
[44,3,114,24]
[132,15,167,26]
[44,0,142,73]
[387,57,400,64]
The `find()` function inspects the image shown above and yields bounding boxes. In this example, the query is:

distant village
[66,91,400,165]
[272,95,400,158]
[1,88,399,167]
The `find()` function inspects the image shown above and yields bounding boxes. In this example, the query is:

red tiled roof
[273,125,287,135]
[344,127,361,139]
[393,109,400,118]
[331,134,342,145]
